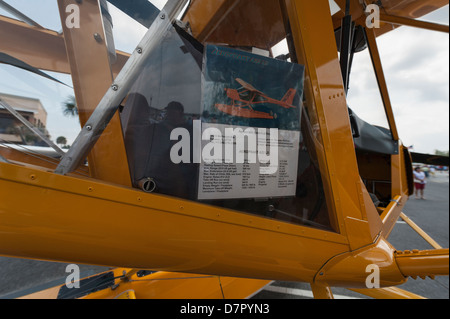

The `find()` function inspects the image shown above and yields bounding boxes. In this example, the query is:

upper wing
[235,78,264,95]
[332,0,449,38]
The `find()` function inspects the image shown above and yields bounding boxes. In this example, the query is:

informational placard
[198,123,301,199]
[198,45,305,200]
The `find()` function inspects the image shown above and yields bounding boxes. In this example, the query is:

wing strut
[0,0,43,28]
[339,0,353,94]
[0,52,71,87]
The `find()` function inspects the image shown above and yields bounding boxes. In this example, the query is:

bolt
[93,33,102,43]
[160,13,165,19]
[86,125,92,131]
[136,48,143,54]
[111,84,118,91]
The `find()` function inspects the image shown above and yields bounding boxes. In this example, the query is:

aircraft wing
[332,0,449,38]
[235,78,264,94]
[375,0,448,37]
[376,0,448,18]
[410,152,450,166]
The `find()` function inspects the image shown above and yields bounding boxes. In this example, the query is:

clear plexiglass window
[120,0,337,232]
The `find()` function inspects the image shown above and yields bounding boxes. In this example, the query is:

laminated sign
[198,45,305,200]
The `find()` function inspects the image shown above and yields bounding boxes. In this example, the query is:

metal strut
[339,0,354,94]
[0,0,44,28]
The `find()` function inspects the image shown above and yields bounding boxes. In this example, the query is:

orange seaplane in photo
[215,78,297,119]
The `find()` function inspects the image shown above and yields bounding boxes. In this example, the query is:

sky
[0,0,448,155]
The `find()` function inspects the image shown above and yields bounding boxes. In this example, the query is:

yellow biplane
[0,0,448,301]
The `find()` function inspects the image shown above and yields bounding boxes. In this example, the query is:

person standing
[413,166,427,199]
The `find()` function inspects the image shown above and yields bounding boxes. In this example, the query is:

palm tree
[62,95,78,117]
[56,136,67,146]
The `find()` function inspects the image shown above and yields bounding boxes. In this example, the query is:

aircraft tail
[281,88,296,106]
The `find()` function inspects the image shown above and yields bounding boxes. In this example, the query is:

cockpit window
[121,1,338,232]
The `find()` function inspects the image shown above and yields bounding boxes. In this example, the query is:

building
[0,92,49,145]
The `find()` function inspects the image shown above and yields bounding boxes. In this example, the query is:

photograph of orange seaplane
[216,78,297,120]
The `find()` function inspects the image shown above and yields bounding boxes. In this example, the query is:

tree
[435,150,449,157]
[56,136,67,146]
[62,95,78,117]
